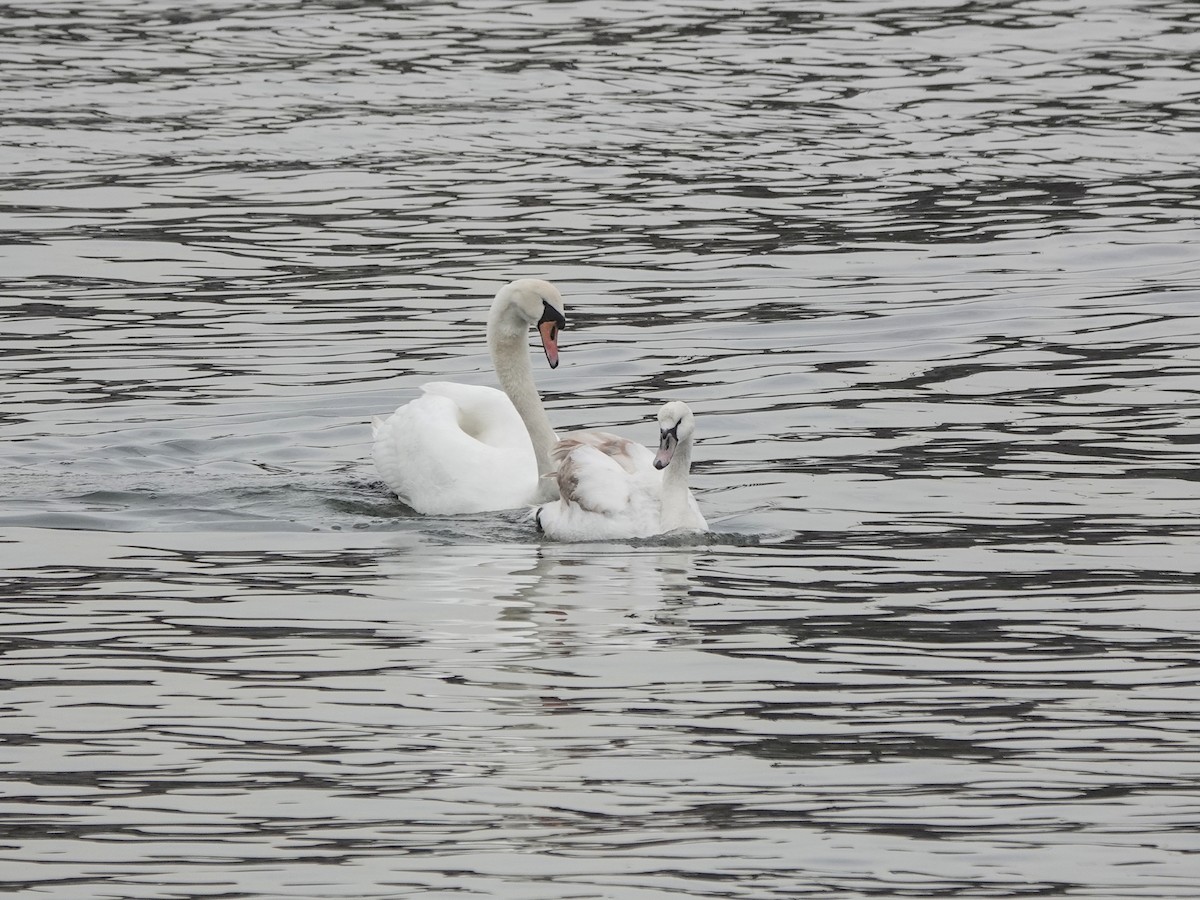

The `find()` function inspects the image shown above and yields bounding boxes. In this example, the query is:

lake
[2,1,1199,897]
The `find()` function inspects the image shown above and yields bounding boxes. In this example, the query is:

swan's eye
[538,300,567,331]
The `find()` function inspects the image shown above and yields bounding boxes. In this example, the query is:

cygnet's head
[654,401,695,470]
[495,279,567,368]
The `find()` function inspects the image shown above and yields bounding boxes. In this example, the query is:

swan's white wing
[555,430,655,475]
[418,382,533,450]
[554,443,634,515]
[372,382,538,514]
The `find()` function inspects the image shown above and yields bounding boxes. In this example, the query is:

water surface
[2,1,1199,897]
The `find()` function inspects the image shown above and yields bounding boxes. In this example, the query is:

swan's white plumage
[555,431,654,501]
[536,402,708,542]
[371,279,565,514]
[372,382,538,514]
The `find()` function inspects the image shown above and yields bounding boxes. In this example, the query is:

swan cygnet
[535,401,708,541]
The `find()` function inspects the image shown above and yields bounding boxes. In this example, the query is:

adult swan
[372,279,567,514]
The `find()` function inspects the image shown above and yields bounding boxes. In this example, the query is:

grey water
[2,1,1199,897]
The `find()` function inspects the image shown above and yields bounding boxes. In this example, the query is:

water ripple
[4,0,1200,897]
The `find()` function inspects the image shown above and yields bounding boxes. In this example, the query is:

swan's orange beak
[538,319,560,369]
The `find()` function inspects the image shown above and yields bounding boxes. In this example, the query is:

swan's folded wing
[554,443,633,515]
[418,381,532,450]
[554,430,653,474]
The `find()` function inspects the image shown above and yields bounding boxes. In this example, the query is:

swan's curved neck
[488,302,558,500]
[660,435,695,528]
[662,438,693,490]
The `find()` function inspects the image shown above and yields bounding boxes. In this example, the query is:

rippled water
[3,1,1199,897]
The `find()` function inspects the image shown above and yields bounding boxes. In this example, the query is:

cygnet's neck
[488,302,559,500]
[659,434,696,529]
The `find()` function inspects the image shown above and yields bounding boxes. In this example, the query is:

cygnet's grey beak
[654,425,678,470]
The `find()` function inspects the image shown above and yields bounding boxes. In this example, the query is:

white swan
[371,279,567,514]
[535,401,708,541]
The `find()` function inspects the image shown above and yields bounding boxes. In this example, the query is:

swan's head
[495,279,567,369]
[654,401,695,470]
